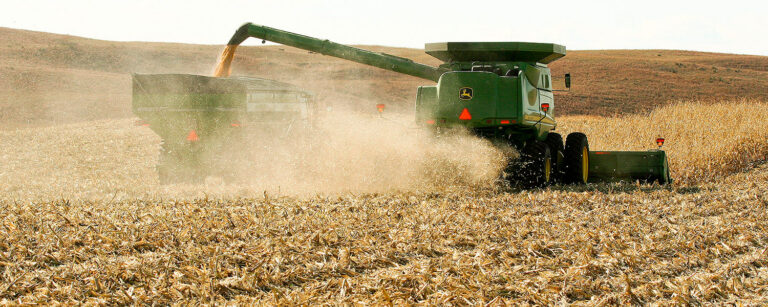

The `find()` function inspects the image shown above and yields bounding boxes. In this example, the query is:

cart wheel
[157,143,206,185]
[157,143,181,185]
[563,132,590,184]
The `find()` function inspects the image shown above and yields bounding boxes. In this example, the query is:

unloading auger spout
[214,23,447,81]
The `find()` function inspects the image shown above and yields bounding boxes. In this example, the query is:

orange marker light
[187,130,199,142]
[459,108,472,120]
[541,103,550,113]
[376,104,386,113]
[426,119,436,125]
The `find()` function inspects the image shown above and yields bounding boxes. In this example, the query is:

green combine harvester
[132,23,670,186]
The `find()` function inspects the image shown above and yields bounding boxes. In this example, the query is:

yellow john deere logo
[459,87,473,100]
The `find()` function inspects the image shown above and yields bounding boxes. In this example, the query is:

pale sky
[1,0,767,56]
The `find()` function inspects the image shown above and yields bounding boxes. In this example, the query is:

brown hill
[1,27,767,128]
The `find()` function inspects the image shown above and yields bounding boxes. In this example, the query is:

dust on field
[0,110,506,201]
[2,99,768,201]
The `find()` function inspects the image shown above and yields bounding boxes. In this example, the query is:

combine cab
[132,74,314,184]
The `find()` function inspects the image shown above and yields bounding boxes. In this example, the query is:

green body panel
[413,66,554,141]
[588,150,671,183]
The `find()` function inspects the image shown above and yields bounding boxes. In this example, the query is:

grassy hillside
[2,27,768,128]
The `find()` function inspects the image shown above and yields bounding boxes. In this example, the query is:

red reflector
[459,108,472,120]
[595,152,609,155]
[541,103,550,113]
[485,119,492,124]
[500,120,510,124]
[656,137,665,147]
[426,119,436,125]
[187,130,199,142]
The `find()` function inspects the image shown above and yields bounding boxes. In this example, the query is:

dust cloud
[0,109,508,202]
[0,35,508,202]
[221,109,508,194]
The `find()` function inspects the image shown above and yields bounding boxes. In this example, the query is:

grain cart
[132,74,314,184]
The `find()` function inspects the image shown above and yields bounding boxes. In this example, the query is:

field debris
[1,168,767,304]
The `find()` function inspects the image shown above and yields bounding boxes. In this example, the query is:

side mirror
[565,73,571,89]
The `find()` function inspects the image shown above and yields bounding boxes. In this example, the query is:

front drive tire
[563,132,590,184]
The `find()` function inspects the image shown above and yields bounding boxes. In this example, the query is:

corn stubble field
[1,99,767,305]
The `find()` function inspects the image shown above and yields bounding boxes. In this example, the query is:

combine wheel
[544,132,565,183]
[563,132,590,184]
[514,140,552,188]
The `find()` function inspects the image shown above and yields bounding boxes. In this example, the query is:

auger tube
[225,23,447,82]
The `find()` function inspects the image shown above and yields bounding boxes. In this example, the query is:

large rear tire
[544,132,565,183]
[563,132,590,184]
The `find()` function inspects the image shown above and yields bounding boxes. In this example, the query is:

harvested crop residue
[1,166,767,304]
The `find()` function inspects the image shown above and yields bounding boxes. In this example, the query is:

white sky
[1,0,767,56]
